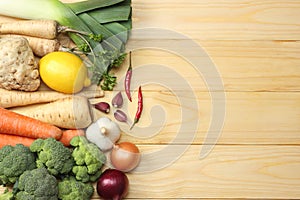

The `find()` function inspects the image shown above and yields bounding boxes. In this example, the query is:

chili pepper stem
[130,119,138,130]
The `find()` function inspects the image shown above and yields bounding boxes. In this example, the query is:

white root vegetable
[0,19,59,39]
[10,96,93,129]
[0,88,69,108]
[0,86,104,108]
[0,37,40,91]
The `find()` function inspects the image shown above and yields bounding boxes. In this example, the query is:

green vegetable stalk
[0,189,13,200]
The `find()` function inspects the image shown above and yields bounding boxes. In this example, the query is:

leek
[0,0,132,89]
[67,0,125,14]
[103,22,128,43]
[88,0,132,23]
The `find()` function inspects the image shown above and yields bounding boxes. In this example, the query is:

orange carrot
[59,129,85,146]
[0,134,35,148]
[0,107,62,140]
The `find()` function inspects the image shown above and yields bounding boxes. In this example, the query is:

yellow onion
[110,142,141,172]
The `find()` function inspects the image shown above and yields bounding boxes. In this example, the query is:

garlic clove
[114,110,127,123]
[111,91,123,108]
[94,102,110,114]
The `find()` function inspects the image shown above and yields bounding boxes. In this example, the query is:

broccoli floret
[0,144,36,186]
[70,136,106,182]
[14,167,58,200]
[30,138,74,176]
[58,176,94,200]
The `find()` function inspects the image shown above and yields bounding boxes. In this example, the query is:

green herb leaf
[88,33,103,42]
[112,52,127,67]
[100,72,117,91]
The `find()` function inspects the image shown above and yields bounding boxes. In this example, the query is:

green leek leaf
[103,22,128,43]
[67,0,125,14]
[88,1,131,23]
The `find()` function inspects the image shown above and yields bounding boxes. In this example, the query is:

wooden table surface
[113,0,300,199]
[1,0,300,199]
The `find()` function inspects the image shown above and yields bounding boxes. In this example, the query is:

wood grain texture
[108,91,300,145]
[132,0,300,40]
[119,41,300,92]
[89,90,300,145]
[1,0,300,199]
[91,145,300,199]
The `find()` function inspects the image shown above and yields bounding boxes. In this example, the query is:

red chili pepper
[130,86,143,130]
[125,51,132,102]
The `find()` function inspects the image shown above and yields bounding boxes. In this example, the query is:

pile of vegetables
[0,137,101,199]
[0,0,132,89]
[0,136,132,200]
[0,0,147,199]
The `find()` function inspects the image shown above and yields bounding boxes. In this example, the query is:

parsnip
[10,96,93,129]
[0,19,59,39]
[0,87,104,108]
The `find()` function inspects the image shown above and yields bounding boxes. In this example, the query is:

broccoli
[0,144,36,186]
[58,176,94,200]
[30,138,74,176]
[13,167,58,200]
[70,136,106,182]
[0,189,13,200]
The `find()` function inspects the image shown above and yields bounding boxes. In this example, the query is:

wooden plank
[90,91,300,145]
[98,145,300,199]
[132,0,300,40]
[119,40,300,92]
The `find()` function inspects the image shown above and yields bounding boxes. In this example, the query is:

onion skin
[97,169,129,200]
[110,142,141,172]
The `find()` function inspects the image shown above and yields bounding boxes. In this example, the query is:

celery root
[10,96,93,129]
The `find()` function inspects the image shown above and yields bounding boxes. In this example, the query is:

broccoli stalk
[70,136,106,182]
[0,189,13,200]
[0,144,36,186]
[58,176,94,200]
[30,138,74,176]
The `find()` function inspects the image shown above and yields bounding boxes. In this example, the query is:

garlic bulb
[86,117,121,151]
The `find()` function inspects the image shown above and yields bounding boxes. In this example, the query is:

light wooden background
[111,0,300,199]
[1,0,300,199]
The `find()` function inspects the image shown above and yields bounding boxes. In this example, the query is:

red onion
[97,169,129,200]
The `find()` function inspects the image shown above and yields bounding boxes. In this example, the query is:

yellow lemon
[39,52,91,94]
